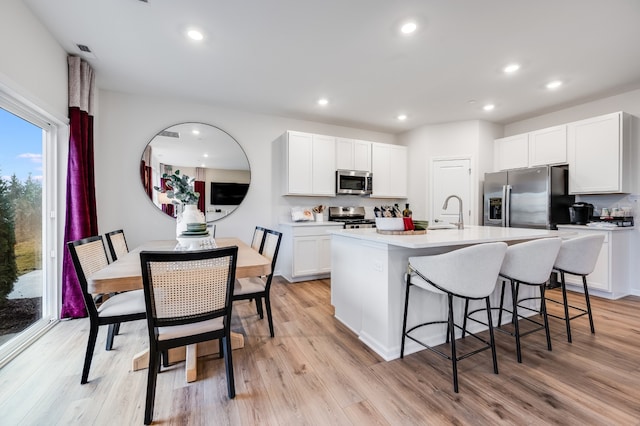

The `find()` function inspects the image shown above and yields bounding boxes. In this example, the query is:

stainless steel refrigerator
[483,165,574,229]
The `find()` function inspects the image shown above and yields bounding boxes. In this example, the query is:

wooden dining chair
[233,228,282,337]
[104,229,129,261]
[67,236,146,384]
[251,226,267,253]
[139,247,238,425]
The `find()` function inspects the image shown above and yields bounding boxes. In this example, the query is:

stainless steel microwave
[336,170,372,195]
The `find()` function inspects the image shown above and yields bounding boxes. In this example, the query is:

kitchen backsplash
[576,194,638,218]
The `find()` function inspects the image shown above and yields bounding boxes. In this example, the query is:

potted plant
[154,170,205,237]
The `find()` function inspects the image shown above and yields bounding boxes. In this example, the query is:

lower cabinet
[556,226,633,299]
[278,223,344,282]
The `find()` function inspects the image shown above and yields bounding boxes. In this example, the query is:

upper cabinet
[283,131,336,196]
[494,134,529,171]
[494,125,567,171]
[371,143,407,198]
[567,112,632,194]
[336,138,372,172]
[528,125,567,167]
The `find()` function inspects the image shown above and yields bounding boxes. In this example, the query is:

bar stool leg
[510,280,523,363]
[461,299,470,338]
[400,278,412,358]
[540,285,552,351]
[485,296,498,374]
[448,294,459,393]
[559,271,573,343]
[498,281,507,327]
[582,276,595,334]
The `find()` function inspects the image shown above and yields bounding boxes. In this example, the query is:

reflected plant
[153,170,200,205]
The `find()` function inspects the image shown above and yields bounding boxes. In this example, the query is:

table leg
[131,331,245,375]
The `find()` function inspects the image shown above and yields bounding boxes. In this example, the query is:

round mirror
[140,122,250,221]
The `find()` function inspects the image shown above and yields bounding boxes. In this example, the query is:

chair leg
[265,295,275,337]
[583,276,596,334]
[114,322,120,335]
[106,323,116,351]
[511,280,523,363]
[81,322,99,384]
[400,279,411,358]
[162,350,169,368]
[461,298,469,338]
[222,335,236,399]
[540,285,552,351]
[498,281,506,327]
[144,349,161,425]
[559,271,573,343]
[485,296,498,374]
[255,297,264,319]
[448,294,459,393]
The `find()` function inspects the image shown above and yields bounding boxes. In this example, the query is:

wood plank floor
[1,276,639,425]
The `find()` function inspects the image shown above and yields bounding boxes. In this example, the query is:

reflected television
[210,182,249,205]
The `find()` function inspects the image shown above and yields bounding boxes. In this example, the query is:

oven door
[336,170,371,195]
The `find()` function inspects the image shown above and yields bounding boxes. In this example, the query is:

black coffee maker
[569,202,594,225]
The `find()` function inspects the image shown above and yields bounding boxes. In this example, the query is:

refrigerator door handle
[503,185,511,227]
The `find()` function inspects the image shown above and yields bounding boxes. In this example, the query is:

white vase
[176,204,206,238]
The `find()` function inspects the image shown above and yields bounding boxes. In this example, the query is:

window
[0,91,59,367]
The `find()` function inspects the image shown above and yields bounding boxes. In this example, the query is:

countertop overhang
[329,225,565,249]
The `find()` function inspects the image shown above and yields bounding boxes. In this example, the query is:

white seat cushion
[554,234,605,276]
[158,317,224,341]
[405,272,446,295]
[98,289,145,317]
[500,238,562,284]
[234,276,267,296]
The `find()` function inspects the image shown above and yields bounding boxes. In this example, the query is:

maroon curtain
[140,160,152,198]
[160,177,175,217]
[61,57,97,319]
[195,180,205,213]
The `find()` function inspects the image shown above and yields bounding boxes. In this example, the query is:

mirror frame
[140,122,251,222]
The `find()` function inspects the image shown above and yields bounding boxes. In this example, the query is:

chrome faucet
[442,195,464,230]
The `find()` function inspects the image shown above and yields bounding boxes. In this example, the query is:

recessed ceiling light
[503,63,520,73]
[317,98,329,106]
[546,80,563,89]
[192,129,200,135]
[187,29,204,41]
[401,22,417,34]
[203,153,208,158]
[483,104,495,111]
[397,114,407,121]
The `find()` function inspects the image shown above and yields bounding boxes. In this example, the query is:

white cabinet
[336,138,372,172]
[371,143,407,198]
[283,131,336,196]
[556,226,633,299]
[528,125,567,166]
[494,134,529,171]
[278,223,344,282]
[567,112,632,194]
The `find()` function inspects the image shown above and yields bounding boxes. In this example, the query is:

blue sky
[0,107,43,183]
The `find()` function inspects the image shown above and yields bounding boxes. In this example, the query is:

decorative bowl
[186,222,207,232]
[375,217,405,231]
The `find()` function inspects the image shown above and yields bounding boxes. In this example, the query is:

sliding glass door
[0,97,58,366]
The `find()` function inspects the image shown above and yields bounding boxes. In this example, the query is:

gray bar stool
[467,238,561,363]
[400,242,507,393]
[548,234,605,342]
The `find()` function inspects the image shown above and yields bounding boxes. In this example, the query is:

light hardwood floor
[1,277,639,425]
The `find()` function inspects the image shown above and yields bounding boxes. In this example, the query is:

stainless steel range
[328,206,376,229]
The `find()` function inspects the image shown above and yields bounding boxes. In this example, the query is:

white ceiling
[24,0,640,134]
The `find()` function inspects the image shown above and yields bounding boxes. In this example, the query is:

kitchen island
[329,226,563,361]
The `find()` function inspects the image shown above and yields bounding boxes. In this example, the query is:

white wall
[0,0,68,120]
[95,90,396,248]
[398,120,502,223]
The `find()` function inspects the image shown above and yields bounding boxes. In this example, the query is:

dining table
[87,237,271,382]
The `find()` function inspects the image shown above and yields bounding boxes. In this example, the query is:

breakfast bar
[330,226,563,361]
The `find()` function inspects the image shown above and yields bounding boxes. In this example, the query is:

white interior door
[430,158,471,224]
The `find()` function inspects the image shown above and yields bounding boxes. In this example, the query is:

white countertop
[557,224,635,231]
[280,221,345,227]
[329,225,563,249]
